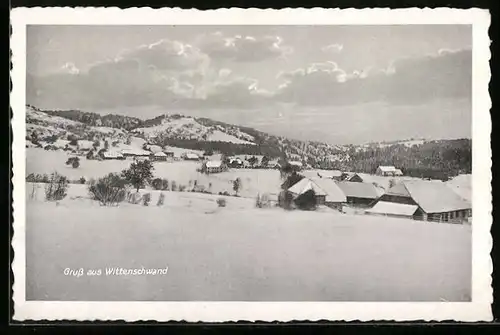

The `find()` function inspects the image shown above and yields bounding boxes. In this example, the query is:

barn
[336,181,381,206]
[376,166,403,177]
[367,180,472,223]
[287,178,328,205]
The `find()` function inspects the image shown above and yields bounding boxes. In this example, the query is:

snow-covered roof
[102,151,123,158]
[394,169,403,175]
[154,152,167,157]
[399,180,471,214]
[288,178,328,197]
[288,161,303,167]
[366,201,419,216]
[121,148,151,156]
[205,160,223,168]
[336,181,380,199]
[147,145,163,153]
[377,166,398,172]
[312,178,347,202]
[184,153,200,159]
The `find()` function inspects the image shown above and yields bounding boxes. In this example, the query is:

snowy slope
[131,115,255,145]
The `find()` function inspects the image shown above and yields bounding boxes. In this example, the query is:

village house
[286,178,328,205]
[152,151,168,161]
[182,152,201,161]
[366,180,471,223]
[101,150,125,160]
[201,160,229,174]
[336,181,381,206]
[376,165,404,177]
[121,148,151,159]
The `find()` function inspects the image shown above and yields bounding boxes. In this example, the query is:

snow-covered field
[26,148,281,198]
[25,184,471,301]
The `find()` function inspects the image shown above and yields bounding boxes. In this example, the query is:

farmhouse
[376,166,403,177]
[336,181,381,206]
[287,178,328,205]
[366,180,471,223]
[182,153,200,161]
[121,148,151,159]
[201,160,228,174]
[152,151,168,161]
[101,151,124,160]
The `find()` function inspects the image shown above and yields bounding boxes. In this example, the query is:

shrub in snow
[152,178,169,191]
[66,157,80,169]
[44,172,69,201]
[157,192,165,206]
[178,185,187,192]
[142,193,152,206]
[170,181,178,192]
[217,198,226,207]
[88,173,127,206]
[294,189,317,211]
[79,177,86,184]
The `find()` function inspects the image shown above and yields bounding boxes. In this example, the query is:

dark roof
[336,181,380,199]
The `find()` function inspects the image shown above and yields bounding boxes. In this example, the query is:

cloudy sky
[26,25,472,144]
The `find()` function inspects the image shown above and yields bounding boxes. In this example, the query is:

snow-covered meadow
[25,184,471,302]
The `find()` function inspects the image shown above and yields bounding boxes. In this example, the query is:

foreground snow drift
[25,188,471,302]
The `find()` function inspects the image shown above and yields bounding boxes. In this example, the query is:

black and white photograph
[11,7,492,322]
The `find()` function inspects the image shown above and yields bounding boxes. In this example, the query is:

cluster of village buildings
[282,166,471,224]
[44,139,471,224]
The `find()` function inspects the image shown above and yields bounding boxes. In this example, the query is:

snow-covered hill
[131,115,255,145]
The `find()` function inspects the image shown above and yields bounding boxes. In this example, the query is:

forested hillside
[27,105,471,180]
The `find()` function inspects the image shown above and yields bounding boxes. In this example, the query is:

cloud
[26,38,271,110]
[275,48,472,106]
[198,32,292,62]
[321,43,344,54]
[119,39,210,72]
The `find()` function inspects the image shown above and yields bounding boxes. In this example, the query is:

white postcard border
[11,7,492,322]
